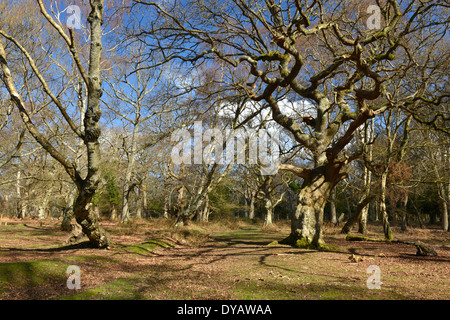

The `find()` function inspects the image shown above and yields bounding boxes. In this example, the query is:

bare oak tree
[131,0,449,247]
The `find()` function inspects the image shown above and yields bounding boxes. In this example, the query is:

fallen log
[345,234,439,257]
[345,234,386,242]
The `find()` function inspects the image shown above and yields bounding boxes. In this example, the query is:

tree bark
[16,169,27,219]
[73,189,111,248]
[345,196,352,222]
[136,189,143,220]
[176,185,187,221]
[142,182,148,218]
[163,193,170,219]
[380,171,393,241]
[358,121,373,234]
[121,183,132,223]
[176,189,206,227]
[280,168,338,248]
[400,194,409,231]
[358,170,372,234]
[447,183,450,232]
[437,182,448,231]
[110,205,118,220]
[203,194,210,221]
[196,194,210,222]
[434,159,449,231]
[38,186,52,220]
[358,205,369,234]
[341,194,375,234]
[263,188,284,227]
[248,190,256,220]
[374,198,380,221]
[61,186,76,231]
[121,121,139,223]
[264,198,274,227]
[329,187,337,225]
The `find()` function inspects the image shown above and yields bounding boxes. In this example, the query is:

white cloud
[219,98,317,128]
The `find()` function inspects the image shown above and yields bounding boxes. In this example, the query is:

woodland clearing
[0,217,448,300]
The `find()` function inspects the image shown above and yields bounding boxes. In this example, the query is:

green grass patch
[214,226,284,244]
[120,239,174,256]
[62,277,143,300]
[0,260,68,289]
[233,279,293,300]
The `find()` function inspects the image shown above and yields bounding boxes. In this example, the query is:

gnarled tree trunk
[281,166,340,248]
[73,188,111,248]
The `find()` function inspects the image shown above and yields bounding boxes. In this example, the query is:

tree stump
[415,241,437,257]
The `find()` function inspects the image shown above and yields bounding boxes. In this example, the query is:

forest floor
[0,216,449,300]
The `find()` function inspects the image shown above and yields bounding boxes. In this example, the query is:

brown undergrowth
[0,216,448,300]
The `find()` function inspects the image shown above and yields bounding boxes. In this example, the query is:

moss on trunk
[279,233,323,250]
[345,234,388,242]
